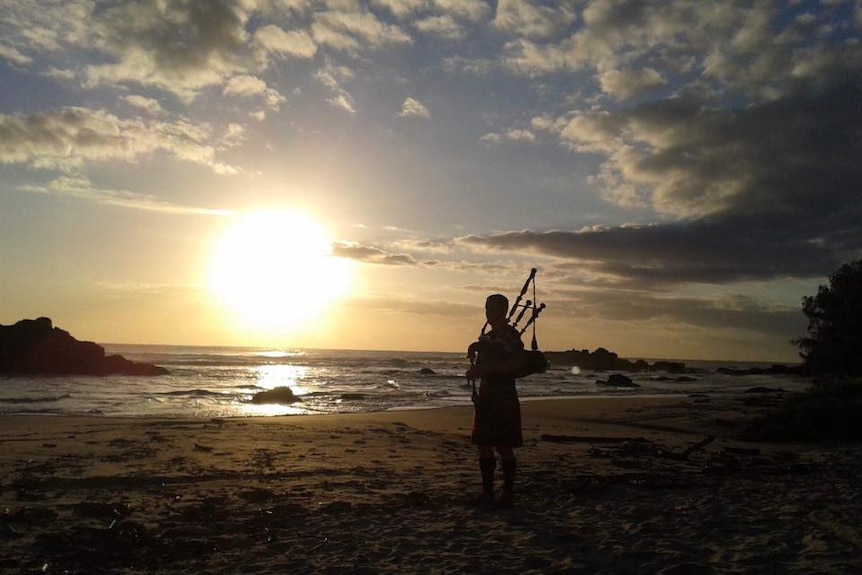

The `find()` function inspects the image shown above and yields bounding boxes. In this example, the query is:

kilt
[470,377,523,448]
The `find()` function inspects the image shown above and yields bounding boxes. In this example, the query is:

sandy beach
[1,392,860,574]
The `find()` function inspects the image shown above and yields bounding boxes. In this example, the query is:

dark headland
[0,317,168,376]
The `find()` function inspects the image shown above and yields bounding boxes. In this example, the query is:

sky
[1,0,860,362]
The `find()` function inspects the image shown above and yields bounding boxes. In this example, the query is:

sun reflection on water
[231,363,313,416]
[240,402,307,417]
[254,364,310,393]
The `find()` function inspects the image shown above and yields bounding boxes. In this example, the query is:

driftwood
[679,435,716,459]
[540,434,649,444]
[724,446,761,455]
[543,434,716,461]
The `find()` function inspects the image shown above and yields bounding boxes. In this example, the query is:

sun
[209,210,352,332]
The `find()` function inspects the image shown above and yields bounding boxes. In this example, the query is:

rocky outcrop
[251,386,301,404]
[596,373,640,387]
[0,317,168,376]
[543,347,687,373]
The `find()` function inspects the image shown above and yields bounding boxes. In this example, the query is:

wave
[104,344,464,370]
[153,389,228,398]
[0,394,72,404]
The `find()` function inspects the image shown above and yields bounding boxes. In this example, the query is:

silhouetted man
[466,293,526,506]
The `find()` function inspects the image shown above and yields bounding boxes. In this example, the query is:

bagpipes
[467,268,550,404]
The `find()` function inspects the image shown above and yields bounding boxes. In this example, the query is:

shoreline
[2,393,859,574]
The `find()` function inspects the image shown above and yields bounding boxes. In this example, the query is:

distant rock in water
[418,368,436,375]
[251,386,302,404]
[0,317,168,376]
[596,373,640,387]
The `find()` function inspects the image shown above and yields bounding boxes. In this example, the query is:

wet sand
[1,393,860,574]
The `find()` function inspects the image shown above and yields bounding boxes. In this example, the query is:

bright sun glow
[210,210,352,331]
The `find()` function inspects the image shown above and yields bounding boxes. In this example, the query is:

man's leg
[497,446,516,505]
[476,445,496,502]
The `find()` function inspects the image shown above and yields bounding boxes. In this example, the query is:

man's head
[485,294,509,324]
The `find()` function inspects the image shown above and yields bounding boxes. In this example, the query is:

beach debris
[549,434,717,462]
[678,435,716,459]
[73,501,131,519]
[300,533,329,552]
[541,434,649,444]
[250,386,301,404]
[193,443,214,452]
[724,446,761,456]
[1,523,20,540]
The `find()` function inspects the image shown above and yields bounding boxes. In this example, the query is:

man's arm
[480,348,526,377]
[466,329,525,379]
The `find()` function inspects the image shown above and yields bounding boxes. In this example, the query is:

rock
[597,373,640,387]
[418,367,436,375]
[251,386,302,404]
[0,317,168,376]
[744,386,787,393]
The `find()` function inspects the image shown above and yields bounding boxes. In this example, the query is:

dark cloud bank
[463,78,862,288]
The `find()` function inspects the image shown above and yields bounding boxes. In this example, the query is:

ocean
[0,345,811,418]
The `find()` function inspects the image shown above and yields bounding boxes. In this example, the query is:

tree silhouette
[794,260,862,376]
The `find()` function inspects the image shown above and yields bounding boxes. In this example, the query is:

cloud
[441,55,495,76]
[369,0,425,20]
[0,107,239,174]
[223,74,268,96]
[492,0,575,40]
[316,60,357,113]
[332,242,419,266]
[598,67,665,101]
[81,0,254,101]
[456,214,851,287]
[550,80,862,227]
[122,95,164,115]
[413,15,465,39]
[19,175,231,216]
[502,37,583,76]
[328,93,356,113]
[223,74,286,110]
[253,24,317,60]
[433,0,492,24]
[0,44,32,65]
[555,288,803,340]
[481,128,536,144]
[348,294,476,318]
[399,97,430,118]
[312,8,412,52]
